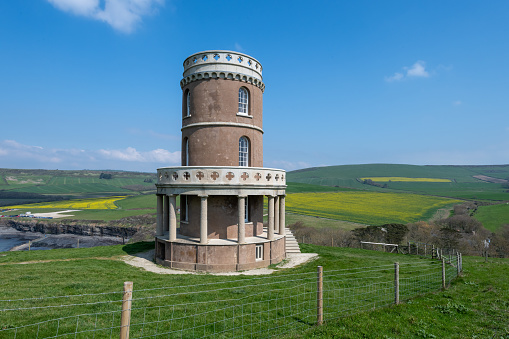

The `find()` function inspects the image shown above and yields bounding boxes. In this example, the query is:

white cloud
[47,0,165,33]
[385,72,404,82]
[0,140,179,171]
[98,147,180,163]
[385,61,430,82]
[405,61,429,78]
[234,43,245,52]
[269,160,312,171]
[453,100,462,106]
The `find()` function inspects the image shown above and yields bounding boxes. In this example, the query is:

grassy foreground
[0,243,507,338]
[300,256,509,338]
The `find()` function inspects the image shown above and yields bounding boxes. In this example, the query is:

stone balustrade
[157,166,286,188]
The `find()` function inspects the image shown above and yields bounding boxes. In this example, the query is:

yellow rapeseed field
[5,196,127,210]
[286,192,461,225]
[360,177,452,183]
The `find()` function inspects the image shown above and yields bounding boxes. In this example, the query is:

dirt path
[121,250,319,276]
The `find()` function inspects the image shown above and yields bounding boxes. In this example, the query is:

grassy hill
[288,164,509,201]
[0,168,157,207]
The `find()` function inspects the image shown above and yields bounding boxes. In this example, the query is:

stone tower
[155,50,286,272]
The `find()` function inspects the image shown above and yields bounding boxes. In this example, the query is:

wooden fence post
[394,262,399,304]
[317,266,323,326]
[407,241,410,255]
[459,253,462,272]
[120,281,133,339]
[441,258,446,290]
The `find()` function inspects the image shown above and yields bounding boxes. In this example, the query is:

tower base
[155,232,286,273]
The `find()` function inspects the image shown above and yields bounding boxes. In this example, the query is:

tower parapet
[180,50,265,92]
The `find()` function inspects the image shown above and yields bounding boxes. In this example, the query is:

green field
[286,191,461,225]
[0,243,507,338]
[288,164,509,201]
[0,169,157,199]
[474,203,509,232]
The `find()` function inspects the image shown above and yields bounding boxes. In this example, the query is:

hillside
[288,164,509,201]
[0,168,157,207]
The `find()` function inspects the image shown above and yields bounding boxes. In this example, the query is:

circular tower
[155,51,286,272]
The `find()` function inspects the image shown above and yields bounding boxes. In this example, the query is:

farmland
[288,164,509,201]
[285,191,461,225]
[4,196,128,210]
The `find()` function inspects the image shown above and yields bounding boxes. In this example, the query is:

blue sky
[1,1,508,172]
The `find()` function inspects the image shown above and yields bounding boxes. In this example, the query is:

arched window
[238,87,248,115]
[239,136,249,167]
[186,90,191,117]
[183,137,189,166]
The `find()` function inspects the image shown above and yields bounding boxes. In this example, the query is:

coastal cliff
[2,219,139,238]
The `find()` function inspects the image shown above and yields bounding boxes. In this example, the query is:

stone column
[200,195,208,244]
[238,196,246,244]
[163,195,169,233]
[169,195,177,241]
[274,196,280,234]
[268,195,274,240]
[279,195,286,235]
[156,194,163,236]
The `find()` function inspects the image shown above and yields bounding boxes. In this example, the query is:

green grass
[473,203,509,232]
[299,256,509,338]
[0,244,505,338]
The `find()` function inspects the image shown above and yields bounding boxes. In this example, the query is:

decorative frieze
[157,166,286,187]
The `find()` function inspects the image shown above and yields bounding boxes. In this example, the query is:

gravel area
[121,250,319,276]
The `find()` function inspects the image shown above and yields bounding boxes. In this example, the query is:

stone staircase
[285,227,301,254]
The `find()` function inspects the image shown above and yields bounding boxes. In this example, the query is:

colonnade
[156,194,286,244]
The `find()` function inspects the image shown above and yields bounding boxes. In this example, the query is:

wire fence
[0,250,462,339]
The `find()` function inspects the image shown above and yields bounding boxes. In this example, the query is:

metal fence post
[441,258,446,290]
[394,262,399,304]
[120,281,133,339]
[317,266,323,326]
[457,254,460,276]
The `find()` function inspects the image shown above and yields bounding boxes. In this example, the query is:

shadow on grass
[121,241,154,255]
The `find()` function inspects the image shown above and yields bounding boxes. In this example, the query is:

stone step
[284,227,301,254]
[261,227,301,254]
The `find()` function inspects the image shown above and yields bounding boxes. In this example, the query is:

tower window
[186,90,191,117]
[239,137,249,167]
[183,137,189,166]
[238,87,249,115]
